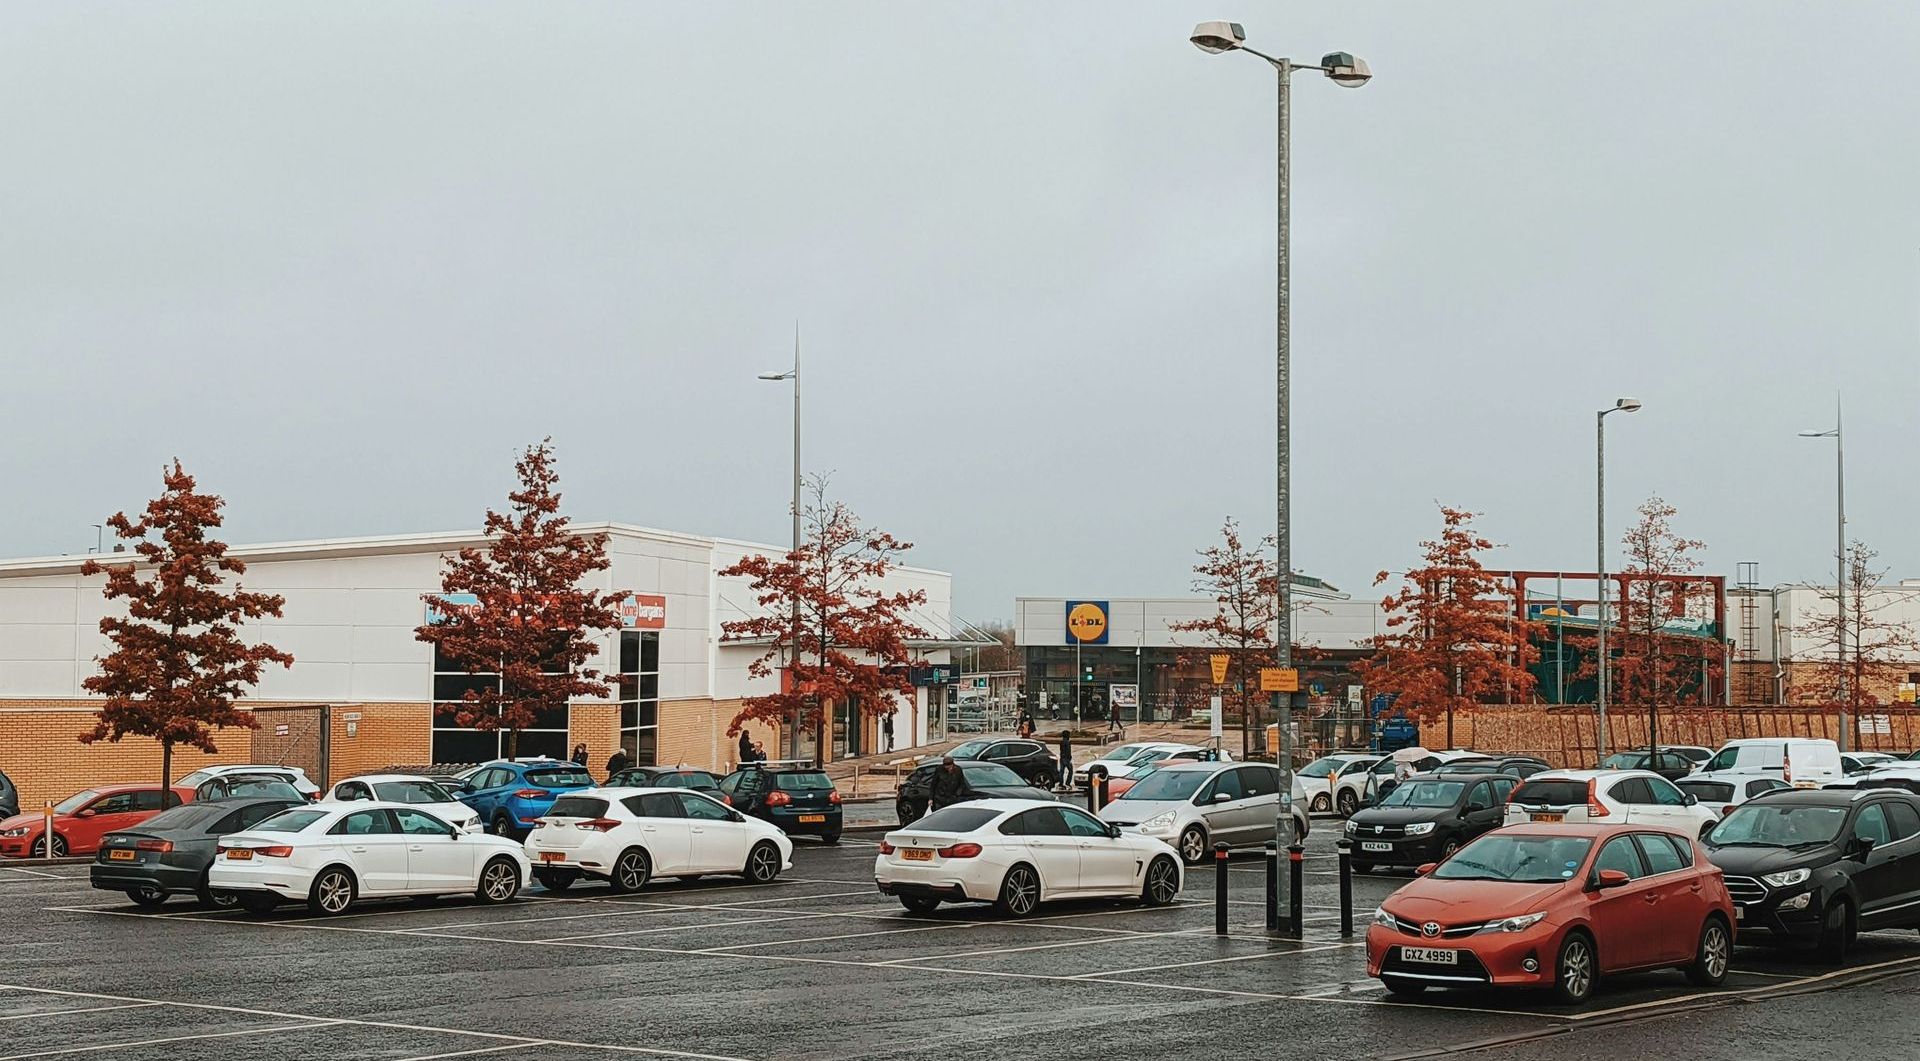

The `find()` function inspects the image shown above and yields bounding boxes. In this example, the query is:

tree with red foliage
[1356,507,1538,747]
[1609,497,1721,752]
[415,441,623,760]
[79,462,293,815]
[719,476,927,754]
[1791,540,1920,721]
[1168,518,1280,753]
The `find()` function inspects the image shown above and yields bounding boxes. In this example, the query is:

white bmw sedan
[874,799,1182,917]
[209,802,530,915]
[324,774,482,833]
[523,788,793,893]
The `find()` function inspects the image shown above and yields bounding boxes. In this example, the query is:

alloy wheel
[316,872,353,914]
[1702,922,1730,979]
[1002,867,1039,916]
[1146,859,1179,904]
[1560,937,1593,1001]
[32,834,67,858]
[481,861,518,902]
[1179,827,1206,864]
[749,844,779,883]
[617,851,649,891]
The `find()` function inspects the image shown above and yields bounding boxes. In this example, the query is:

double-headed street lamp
[1595,397,1641,759]
[1191,20,1369,934]
[1800,401,1847,752]
[759,326,803,761]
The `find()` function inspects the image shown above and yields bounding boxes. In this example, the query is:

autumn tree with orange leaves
[1607,497,1722,752]
[720,476,926,755]
[416,441,623,761]
[1357,507,1538,748]
[1791,540,1920,719]
[1168,518,1280,752]
[79,462,293,823]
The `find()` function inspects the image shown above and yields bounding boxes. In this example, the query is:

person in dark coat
[1057,731,1072,791]
[570,743,590,767]
[738,730,754,767]
[929,756,968,811]
[605,747,631,777]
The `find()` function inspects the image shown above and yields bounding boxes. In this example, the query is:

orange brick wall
[1417,704,1920,766]
[328,702,434,779]
[1,701,259,814]
[568,703,620,773]
[658,698,779,773]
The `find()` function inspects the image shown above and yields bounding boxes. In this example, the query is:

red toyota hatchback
[1366,823,1735,1004]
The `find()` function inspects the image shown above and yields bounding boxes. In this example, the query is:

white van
[1687,739,1843,789]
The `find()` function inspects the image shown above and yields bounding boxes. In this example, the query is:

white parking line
[393,1045,531,1061]
[550,913,836,943]
[0,1003,165,1022]
[876,929,1180,965]
[0,868,70,881]
[1073,941,1361,978]
[0,1018,345,1060]
[698,921,977,952]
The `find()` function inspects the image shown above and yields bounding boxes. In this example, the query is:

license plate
[108,849,136,862]
[1530,813,1564,823]
[797,814,826,824]
[225,849,254,861]
[1361,841,1393,853]
[539,852,565,863]
[1401,947,1458,965]
[902,848,934,862]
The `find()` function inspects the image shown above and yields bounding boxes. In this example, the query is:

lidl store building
[0,524,969,813]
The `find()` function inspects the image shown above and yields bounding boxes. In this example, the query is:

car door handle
[1643,893,1659,904]
[409,845,424,852]
[350,845,368,853]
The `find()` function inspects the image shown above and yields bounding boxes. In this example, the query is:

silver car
[1096,761,1309,865]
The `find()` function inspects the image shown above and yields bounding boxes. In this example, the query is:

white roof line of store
[708,536,950,579]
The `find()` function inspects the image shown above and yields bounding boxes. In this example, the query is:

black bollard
[1287,844,1305,940]
[1263,842,1279,932]
[1214,842,1230,936]
[1336,838,1354,937]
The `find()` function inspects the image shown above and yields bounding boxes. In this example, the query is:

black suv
[1343,772,1519,873]
[719,762,842,843]
[1705,788,1920,961]
[896,761,1056,825]
[1430,757,1551,779]
[0,768,16,819]
[943,738,1060,788]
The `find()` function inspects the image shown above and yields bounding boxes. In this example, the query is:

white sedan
[209,802,530,915]
[524,788,793,893]
[325,774,482,833]
[874,799,1183,917]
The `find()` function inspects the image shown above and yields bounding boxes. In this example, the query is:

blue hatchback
[456,760,596,838]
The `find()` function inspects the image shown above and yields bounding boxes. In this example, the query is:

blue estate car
[456,759,595,838]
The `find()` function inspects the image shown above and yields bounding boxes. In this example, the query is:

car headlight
[1762,868,1812,888]
[1140,812,1177,831]
[0,827,27,838]
[1404,822,1437,837]
[1372,907,1397,928]
[1478,912,1547,934]
[1344,819,1359,834]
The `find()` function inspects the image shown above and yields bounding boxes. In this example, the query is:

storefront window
[619,631,661,766]
[430,646,570,763]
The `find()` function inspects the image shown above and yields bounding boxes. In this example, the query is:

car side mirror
[729,812,745,823]
[1212,792,1233,804]
[1682,793,1698,806]
[459,784,475,794]
[1592,869,1632,890]
[1415,862,1437,876]
[1107,824,1122,839]
[1699,820,1716,842]
[76,809,96,818]
[1851,836,1877,859]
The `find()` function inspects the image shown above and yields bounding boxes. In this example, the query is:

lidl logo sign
[1066,600,1110,644]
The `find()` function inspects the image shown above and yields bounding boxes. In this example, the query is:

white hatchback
[523,788,793,893]
[175,764,320,800]
[209,802,529,915]
[325,774,481,833]
[1503,769,1719,836]
[875,799,1182,916]
[1077,742,1213,785]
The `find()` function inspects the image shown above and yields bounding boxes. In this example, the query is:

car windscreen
[906,806,999,833]
[1598,753,1645,770]
[1677,780,1734,802]
[54,790,99,814]
[526,768,593,787]
[1432,835,1595,883]
[960,763,1024,787]
[1297,758,1343,779]
[136,803,227,832]
[546,796,610,819]
[948,740,993,758]
[219,780,302,799]
[372,781,455,804]
[250,809,326,833]
[656,773,718,790]
[1119,770,1210,802]
[773,772,834,792]
[1510,780,1590,806]
[1709,804,1847,847]
[1096,744,1147,762]
[1380,780,1465,808]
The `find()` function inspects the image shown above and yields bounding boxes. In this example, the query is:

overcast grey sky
[4,3,1916,619]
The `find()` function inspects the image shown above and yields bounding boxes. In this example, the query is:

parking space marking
[550,913,837,943]
[697,920,977,952]
[0,1018,346,1060]
[393,1045,532,1061]
[0,868,70,881]
[1073,941,1362,978]
[0,1002,165,1022]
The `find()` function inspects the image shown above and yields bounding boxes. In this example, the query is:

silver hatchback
[1096,761,1309,865]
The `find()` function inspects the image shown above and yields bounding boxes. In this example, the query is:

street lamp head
[1320,52,1372,86]
[1190,20,1246,54]
[1614,397,1642,413]
[757,371,793,382]
[1799,428,1836,438]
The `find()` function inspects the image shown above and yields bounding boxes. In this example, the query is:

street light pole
[1595,397,1641,761]
[1801,401,1848,752]
[1192,20,1370,934]
[760,325,803,760]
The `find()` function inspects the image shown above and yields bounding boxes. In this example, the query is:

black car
[0,768,16,819]
[1430,757,1551,779]
[1704,788,1920,961]
[943,738,1061,788]
[607,766,726,800]
[1343,772,1519,873]
[719,763,842,843]
[896,761,1056,825]
[1597,750,1697,781]
[88,797,304,909]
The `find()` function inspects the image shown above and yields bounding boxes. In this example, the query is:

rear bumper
[762,808,842,835]
[89,862,203,895]
[876,879,972,902]
[874,861,997,902]
[206,861,310,899]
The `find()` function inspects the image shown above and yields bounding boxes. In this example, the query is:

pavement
[3,831,1917,1060]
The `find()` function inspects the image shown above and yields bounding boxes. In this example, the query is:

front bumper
[0,836,37,858]
[1366,922,1561,989]
[1346,832,1448,866]
[1731,890,1824,942]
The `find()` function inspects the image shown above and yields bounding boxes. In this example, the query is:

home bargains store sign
[424,591,665,629]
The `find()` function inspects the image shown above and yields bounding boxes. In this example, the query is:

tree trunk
[504,728,519,758]
[160,740,173,807]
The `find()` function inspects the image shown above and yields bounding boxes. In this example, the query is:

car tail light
[828,790,842,805]
[765,791,793,807]
[937,842,983,859]
[258,846,294,858]
[134,839,173,853]
[1586,778,1610,817]
[514,789,550,799]
[578,818,621,832]
[879,841,896,855]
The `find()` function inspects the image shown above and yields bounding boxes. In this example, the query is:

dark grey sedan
[89,797,304,908]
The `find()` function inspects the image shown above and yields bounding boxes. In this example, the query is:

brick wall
[568,703,619,774]
[657,698,779,773]
[0,701,259,814]
[328,702,434,779]
[1418,704,1920,766]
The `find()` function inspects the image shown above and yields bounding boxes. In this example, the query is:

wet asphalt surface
[0,822,1916,1061]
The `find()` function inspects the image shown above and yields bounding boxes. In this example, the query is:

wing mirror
[76,809,96,818]
[1415,862,1437,877]
[1682,793,1698,806]
[1592,868,1632,890]
[1212,792,1234,804]
[1107,824,1122,839]
[1851,836,1877,859]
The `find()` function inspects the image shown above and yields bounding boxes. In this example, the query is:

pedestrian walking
[570,742,589,767]
[929,756,967,811]
[1107,699,1121,734]
[1057,730,1072,791]
[881,713,894,753]
[605,747,631,777]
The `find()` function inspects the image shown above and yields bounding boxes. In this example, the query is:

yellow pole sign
[1209,654,1230,685]
[1260,667,1299,693]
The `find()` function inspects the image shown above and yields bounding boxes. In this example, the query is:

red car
[1366,823,1735,1004]
[0,784,186,858]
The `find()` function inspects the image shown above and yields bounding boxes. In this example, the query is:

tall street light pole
[1801,399,1847,752]
[1595,397,1641,761]
[759,325,803,761]
[1191,19,1370,934]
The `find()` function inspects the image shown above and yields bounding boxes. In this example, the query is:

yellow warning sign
[1260,667,1299,693]
[1209,654,1230,685]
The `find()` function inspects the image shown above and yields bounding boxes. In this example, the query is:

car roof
[581,786,721,798]
[1525,769,1663,782]
[180,795,303,810]
[1494,822,1652,839]
[1750,786,1916,807]
[335,774,439,785]
[1156,760,1245,774]
[85,783,164,795]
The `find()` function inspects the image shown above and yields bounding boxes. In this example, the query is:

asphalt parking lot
[2,825,1918,1061]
